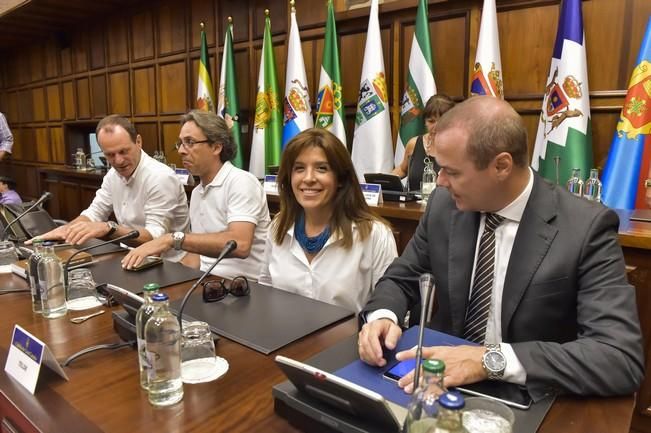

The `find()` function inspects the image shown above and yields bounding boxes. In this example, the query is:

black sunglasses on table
[202,276,250,303]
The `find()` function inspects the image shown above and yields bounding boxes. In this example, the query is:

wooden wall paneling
[591,110,621,169]
[430,14,468,98]
[301,39,317,106]
[190,0,215,49]
[7,91,18,124]
[50,126,65,164]
[72,32,89,73]
[76,77,91,119]
[161,122,182,166]
[18,89,33,123]
[107,16,129,66]
[89,25,106,70]
[44,39,59,79]
[62,81,76,120]
[158,1,187,56]
[17,54,29,86]
[42,178,62,218]
[32,87,46,122]
[91,74,108,118]
[46,84,62,121]
[159,61,188,114]
[234,48,251,111]
[339,32,368,106]
[30,44,44,82]
[5,53,19,87]
[61,181,81,221]
[135,122,159,156]
[253,1,286,39]
[35,127,50,162]
[109,70,131,115]
[9,127,23,160]
[20,128,36,161]
[627,0,651,85]
[131,11,155,61]
[133,66,157,116]
[295,0,327,28]
[80,185,98,215]
[12,164,38,200]
[220,0,249,43]
[60,46,73,76]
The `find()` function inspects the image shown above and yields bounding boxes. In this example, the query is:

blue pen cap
[151,293,169,302]
[438,391,465,410]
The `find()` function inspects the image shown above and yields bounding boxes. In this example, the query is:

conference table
[0,251,638,433]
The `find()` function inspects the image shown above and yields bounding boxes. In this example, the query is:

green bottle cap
[32,238,43,245]
[143,283,160,292]
[422,359,445,374]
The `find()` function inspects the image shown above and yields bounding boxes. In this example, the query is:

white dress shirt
[81,150,190,261]
[259,220,398,313]
[189,161,270,281]
[369,168,534,385]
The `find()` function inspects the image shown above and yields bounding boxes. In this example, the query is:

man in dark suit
[358,96,644,401]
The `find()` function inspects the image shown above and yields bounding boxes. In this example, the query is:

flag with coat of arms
[470,0,503,98]
[197,23,216,112]
[351,0,394,181]
[282,2,313,148]
[249,10,283,179]
[315,0,346,145]
[531,0,593,185]
[394,0,436,167]
[601,17,651,209]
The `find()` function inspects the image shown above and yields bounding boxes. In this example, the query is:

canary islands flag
[601,17,651,210]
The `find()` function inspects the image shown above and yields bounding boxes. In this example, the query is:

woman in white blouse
[259,129,398,313]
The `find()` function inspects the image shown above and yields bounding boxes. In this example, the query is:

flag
[531,0,593,185]
[394,0,436,167]
[217,19,243,169]
[601,17,651,209]
[249,11,282,179]
[315,0,346,145]
[197,23,216,112]
[282,4,313,147]
[470,0,503,98]
[351,0,393,180]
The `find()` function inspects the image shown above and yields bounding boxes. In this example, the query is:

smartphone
[126,256,163,272]
[382,359,533,409]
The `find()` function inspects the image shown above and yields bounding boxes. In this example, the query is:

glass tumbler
[462,397,515,433]
[0,241,18,267]
[66,268,102,311]
[180,321,217,383]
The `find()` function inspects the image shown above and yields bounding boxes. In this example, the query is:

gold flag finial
[290,0,296,13]
[200,22,205,30]
[228,16,233,24]
[265,9,270,17]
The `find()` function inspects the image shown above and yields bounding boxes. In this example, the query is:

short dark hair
[96,115,138,143]
[0,176,16,190]
[435,96,528,169]
[181,110,236,163]
[423,94,456,120]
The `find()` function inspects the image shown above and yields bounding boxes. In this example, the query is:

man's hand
[62,221,112,245]
[358,319,403,367]
[26,224,69,244]
[395,345,487,393]
[121,235,172,269]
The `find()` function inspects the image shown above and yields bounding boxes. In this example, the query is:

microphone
[413,273,435,391]
[63,229,140,291]
[176,240,238,330]
[1,191,52,241]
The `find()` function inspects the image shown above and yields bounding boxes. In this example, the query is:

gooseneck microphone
[413,273,435,391]
[177,240,238,330]
[1,191,53,241]
[63,229,140,290]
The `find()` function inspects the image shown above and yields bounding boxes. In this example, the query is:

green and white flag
[197,23,216,112]
[249,11,282,179]
[217,19,243,169]
[395,0,436,166]
[351,0,393,180]
[315,0,346,145]
[532,0,592,184]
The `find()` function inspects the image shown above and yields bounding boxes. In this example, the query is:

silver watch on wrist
[482,343,506,380]
[106,221,118,237]
[172,231,185,250]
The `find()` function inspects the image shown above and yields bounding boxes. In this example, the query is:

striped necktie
[463,213,505,344]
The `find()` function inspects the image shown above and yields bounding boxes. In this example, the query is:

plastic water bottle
[566,168,584,198]
[403,359,447,433]
[38,242,67,319]
[583,168,602,202]
[421,160,437,204]
[27,239,45,314]
[135,283,160,390]
[145,293,183,406]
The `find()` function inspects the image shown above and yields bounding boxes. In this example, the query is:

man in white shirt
[358,96,643,401]
[121,110,270,281]
[37,115,190,260]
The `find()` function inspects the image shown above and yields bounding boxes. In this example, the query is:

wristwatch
[644,179,651,188]
[172,231,185,250]
[482,344,506,380]
[106,221,119,237]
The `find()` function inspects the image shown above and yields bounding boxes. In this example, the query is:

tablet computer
[275,355,406,431]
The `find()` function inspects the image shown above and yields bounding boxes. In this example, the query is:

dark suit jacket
[363,172,644,401]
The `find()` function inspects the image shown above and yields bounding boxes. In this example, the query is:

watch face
[485,351,506,371]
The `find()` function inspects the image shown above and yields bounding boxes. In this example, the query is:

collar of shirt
[116,149,147,186]
[287,221,359,250]
[198,161,233,194]
[494,167,534,223]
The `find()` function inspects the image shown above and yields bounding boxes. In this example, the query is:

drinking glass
[0,241,18,267]
[181,321,218,383]
[462,397,515,433]
[66,268,102,311]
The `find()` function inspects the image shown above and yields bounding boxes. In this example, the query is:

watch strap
[482,343,506,380]
[106,221,118,236]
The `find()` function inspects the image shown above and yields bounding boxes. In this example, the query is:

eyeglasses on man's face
[174,138,211,151]
[201,276,250,303]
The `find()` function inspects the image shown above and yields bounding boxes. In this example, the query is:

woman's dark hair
[423,94,456,121]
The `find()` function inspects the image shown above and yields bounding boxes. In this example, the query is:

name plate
[175,168,194,186]
[264,175,279,195]
[5,324,68,394]
[360,183,383,206]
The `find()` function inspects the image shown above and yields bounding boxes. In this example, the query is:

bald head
[435,96,528,169]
